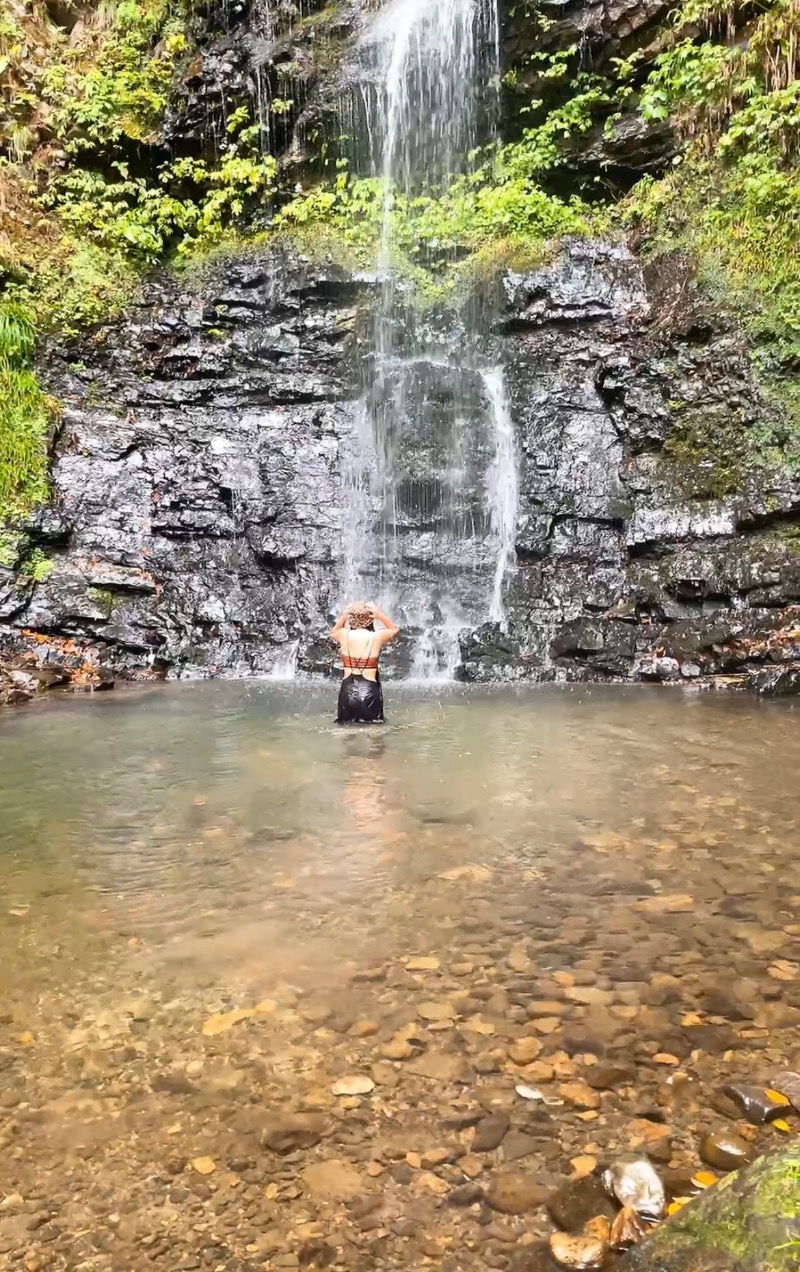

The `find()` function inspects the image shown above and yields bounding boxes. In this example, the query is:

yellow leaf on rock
[202,1008,253,1035]
[192,1157,216,1175]
[691,1171,718,1189]
[668,1198,690,1215]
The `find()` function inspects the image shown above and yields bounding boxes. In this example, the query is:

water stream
[339,0,515,676]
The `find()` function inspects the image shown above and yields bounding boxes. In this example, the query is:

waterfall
[482,367,518,625]
[268,640,299,680]
[341,0,516,676]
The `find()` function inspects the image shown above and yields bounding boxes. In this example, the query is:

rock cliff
[1,239,797,693]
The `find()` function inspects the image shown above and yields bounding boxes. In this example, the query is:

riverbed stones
[558,1083,600,1111]
[564,987,614,1007]
[699,1132,757,1171]
[584,1064,635,1090]
[548,1230,607,1270]
[381,1035,415,1060]
[262,1115,326,1155]
[548,1178,617,1232]
[407,1052,471,1082]
[498,1132,541,1167]
[417,1001,454,1022]
[472,1114,510,1152]
[721,1084,790,1125]
[331,1075,374,1096]
[486,1172,549,1214]
[406,957,441,971]
[448,1182,484,1206]
[302,1160,363,1203]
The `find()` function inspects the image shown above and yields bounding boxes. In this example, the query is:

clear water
[2,684,798,995]
[1,686,798,1265]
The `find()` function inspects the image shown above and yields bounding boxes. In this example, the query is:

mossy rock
[622,1148,800,1271]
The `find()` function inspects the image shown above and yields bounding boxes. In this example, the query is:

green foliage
[621,0,800,452]
[39,0,188,149]
[0,528,23,568]
[1,0,277,335]
[87,585,115,614]
[18,546,54,582]
[273,78,601,296]
[0,299,54,522]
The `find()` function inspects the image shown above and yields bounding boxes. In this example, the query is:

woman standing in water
[330,601,399,724]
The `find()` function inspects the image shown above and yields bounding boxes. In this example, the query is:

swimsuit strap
[343,629,376,671]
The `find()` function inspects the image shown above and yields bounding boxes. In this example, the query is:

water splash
[481,367,518,625]
[268,640,300,680]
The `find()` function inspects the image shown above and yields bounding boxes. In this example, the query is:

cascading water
[341,0,518,676]
[268,639,300,680]
[482,367,518,625]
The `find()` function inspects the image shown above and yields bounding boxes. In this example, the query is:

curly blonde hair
[347,602,374,629]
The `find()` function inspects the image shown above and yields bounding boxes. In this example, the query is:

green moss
[755,1152,800,1212]
[663,404,777,496]
[0,300,55,523]
[18,547,54,582]
[631,1151,800,1272]
[87,586,115,615]
[0,528,23,567]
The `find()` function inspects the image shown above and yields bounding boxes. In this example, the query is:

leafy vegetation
[0,299,54,522]
[623,0,800,416]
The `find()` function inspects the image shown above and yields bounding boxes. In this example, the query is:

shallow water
[1,683,798,1269]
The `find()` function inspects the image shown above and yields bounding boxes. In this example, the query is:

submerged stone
[699,1132,756,1172]
[621,1148,800,1271]
[548,1176,617,1233]
[548,1230,607,1270]
[603,1157,666,1220]
[486,1171,549,1215]
[721,1084,790,1125]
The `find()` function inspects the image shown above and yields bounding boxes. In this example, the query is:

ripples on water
[1,682,798,996]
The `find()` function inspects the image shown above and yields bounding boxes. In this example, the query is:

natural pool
[0,683,798,1270]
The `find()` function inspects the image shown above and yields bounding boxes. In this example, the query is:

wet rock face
[464,240,799,687]
[1,242,798,687]
[2,255,366,679]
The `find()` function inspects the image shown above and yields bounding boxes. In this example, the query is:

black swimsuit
[337,633,385,724]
